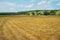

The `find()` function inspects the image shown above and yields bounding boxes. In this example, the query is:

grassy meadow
[0,15,60,40]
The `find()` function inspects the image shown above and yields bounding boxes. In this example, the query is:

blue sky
[0,0,60,12]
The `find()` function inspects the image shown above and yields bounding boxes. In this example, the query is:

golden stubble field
[0,16,60,40]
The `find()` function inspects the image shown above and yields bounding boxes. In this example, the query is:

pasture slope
[0,16,60,40]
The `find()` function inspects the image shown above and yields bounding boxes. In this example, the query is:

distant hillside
[0,10,60,16]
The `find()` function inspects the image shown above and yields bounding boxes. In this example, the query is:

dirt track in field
[0,16,60,40]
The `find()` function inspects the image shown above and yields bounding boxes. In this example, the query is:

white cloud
[36,0,57,10]
[38,1,46,5]
[37,0,58,7]
[0,2,16,9]
[0,2,17,12]
[37,1,50,7]
[0,2,16,6]
[31,0,35,2]
[37,0,59,7]
[0,2,35,12]
[56,3,60,6]
[0,0,59,12]
[25,4,34,8]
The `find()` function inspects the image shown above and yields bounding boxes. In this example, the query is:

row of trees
[28,10,60,16]
[0,10,60,16]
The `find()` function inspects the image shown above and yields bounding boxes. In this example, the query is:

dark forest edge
[0,10,60,16]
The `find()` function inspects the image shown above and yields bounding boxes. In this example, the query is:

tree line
[0,10,60,16]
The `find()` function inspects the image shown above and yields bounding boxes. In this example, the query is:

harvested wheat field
[0,16,60,40]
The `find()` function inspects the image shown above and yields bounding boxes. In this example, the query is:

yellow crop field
[0,16,60,40]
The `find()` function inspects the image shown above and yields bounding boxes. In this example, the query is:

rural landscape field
[0,16,60,40]
[0,0,60,40]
